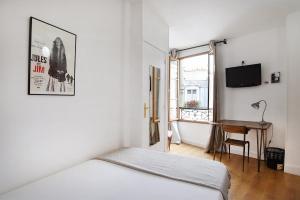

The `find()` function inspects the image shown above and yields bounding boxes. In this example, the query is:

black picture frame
[28,17,77,96]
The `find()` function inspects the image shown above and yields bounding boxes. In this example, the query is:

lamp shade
[251,102,260,109]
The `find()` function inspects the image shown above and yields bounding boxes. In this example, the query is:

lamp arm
[260,100,267,122]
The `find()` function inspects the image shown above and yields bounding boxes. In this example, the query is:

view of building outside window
[179,54,211,121]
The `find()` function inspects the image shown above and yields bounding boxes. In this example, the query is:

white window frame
[168,52,213,123]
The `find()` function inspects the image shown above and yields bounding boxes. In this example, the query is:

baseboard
[284,164,300,176]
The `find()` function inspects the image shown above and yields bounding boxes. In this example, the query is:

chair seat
[224,138,249,146]
[220,125,250,172]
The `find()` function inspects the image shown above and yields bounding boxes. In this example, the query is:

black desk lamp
[251,100,267,125]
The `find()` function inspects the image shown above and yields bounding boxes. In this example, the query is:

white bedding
[0,159,223,200]
[99,148,230,200]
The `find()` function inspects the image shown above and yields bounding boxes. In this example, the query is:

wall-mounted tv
[226,64,261,88]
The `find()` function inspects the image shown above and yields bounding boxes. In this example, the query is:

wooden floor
[170,143,300,200]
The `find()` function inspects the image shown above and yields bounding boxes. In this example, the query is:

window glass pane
[169,53,214,122]
[170,108,178,120]
[170,65,178,77]
[179,54,208,108]
[169,60,179,121]
[170,80,177,99]
[170,99,177,108]
[208,54,215,121]
[179,54,209,121]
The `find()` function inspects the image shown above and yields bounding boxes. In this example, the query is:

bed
[0,148,230,200]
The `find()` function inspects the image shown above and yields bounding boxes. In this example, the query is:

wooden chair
[220,125,250,171]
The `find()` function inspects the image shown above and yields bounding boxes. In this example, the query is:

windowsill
[178,119,210,124]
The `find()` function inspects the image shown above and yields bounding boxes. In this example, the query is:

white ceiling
[146,0,300,49]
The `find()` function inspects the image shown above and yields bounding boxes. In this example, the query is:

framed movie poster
[28,17,77,95]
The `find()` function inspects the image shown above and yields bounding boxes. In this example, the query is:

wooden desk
[216,120,272,172]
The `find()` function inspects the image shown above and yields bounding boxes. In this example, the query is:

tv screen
[226,64,261,88]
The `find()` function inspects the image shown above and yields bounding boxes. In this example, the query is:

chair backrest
[222,124,248,135]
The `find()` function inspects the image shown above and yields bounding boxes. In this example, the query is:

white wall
[0,0,124,194]
[121,0,144,147]
[178,122,211,148]
[285,11,300,176]
[217,27,287,158]
[143,1,169,54]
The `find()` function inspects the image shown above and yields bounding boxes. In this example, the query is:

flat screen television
[226,64,261,88]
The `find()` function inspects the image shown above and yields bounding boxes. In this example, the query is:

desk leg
[220,129,224,162]
[256,129,260,172]
[213,132,216,160]
[263,130,267,161]
[259,129,264,172]
[213,125,219,160]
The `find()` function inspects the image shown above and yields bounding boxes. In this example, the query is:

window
[169,53,214,122]
[168,59,179,121]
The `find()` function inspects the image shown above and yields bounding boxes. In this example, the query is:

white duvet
[98,147,230,200]
[0,160,224,200]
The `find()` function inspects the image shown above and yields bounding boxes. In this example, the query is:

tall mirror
[149,66,160,145]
